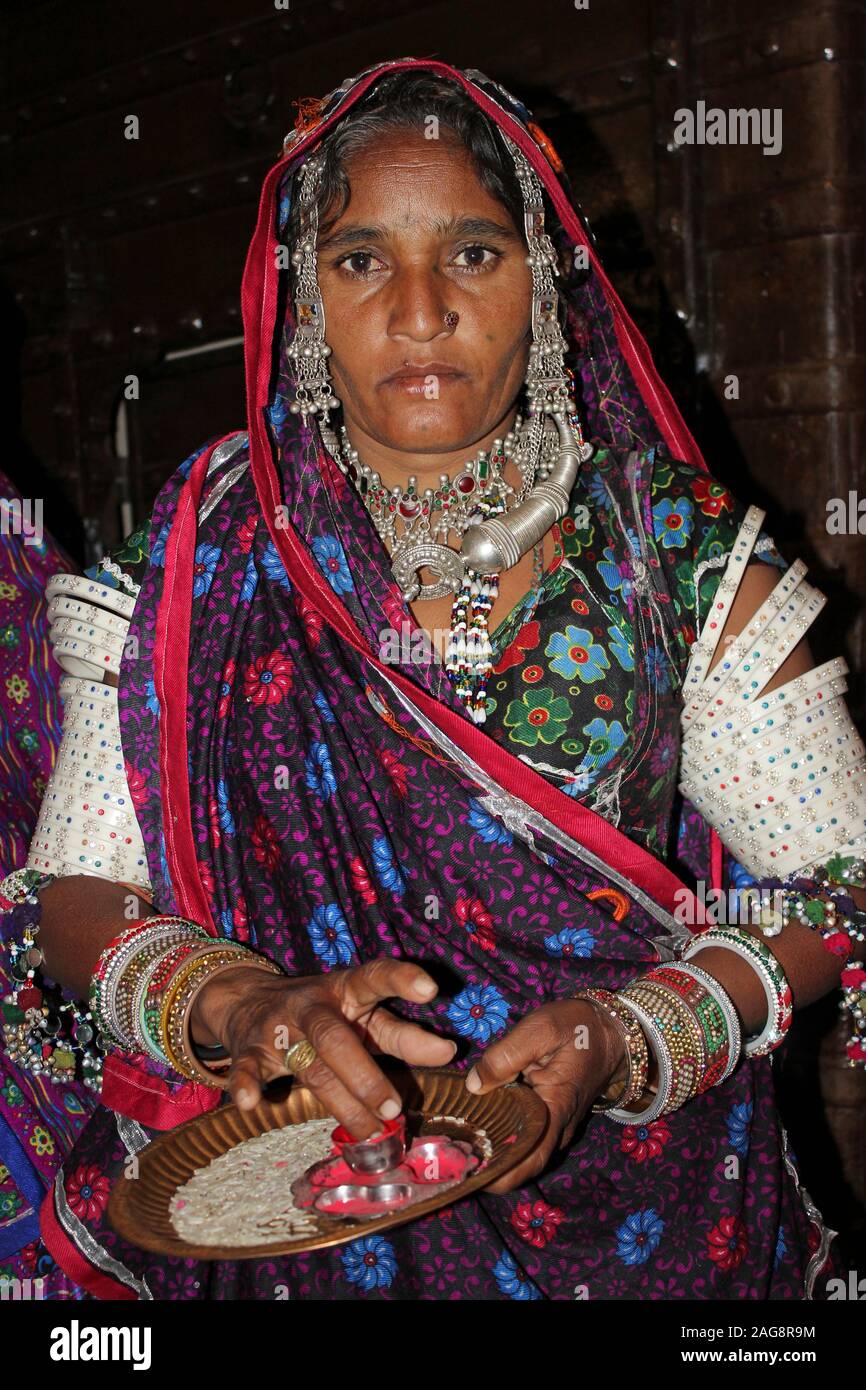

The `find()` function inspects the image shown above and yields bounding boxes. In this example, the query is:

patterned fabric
[0,468,93,1294]
[4,58,840,1300]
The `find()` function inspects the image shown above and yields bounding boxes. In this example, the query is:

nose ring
[443,310,459,330]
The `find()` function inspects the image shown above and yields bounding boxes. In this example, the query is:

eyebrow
[318,214,521,253]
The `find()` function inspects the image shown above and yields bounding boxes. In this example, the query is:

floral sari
[24,58,839,1300]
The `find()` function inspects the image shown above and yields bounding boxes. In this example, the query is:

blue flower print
[447,982,510,1044]
[725,1101,753,1156]
[543,926,595,959]
[546,625,610,683]
[340,1235,398,1291]
[774,1225,786,1269]
[313,688,336,724]
[144,678,160,719]
[607,624,634,672]
[371,837,407,896]
[615,1208,664,1265]
[652,495,694,550]
[467,799,514,848]
[260,539,291,591]
[311,534,354,595]
[582,716,626,771]
[305,741,337,800]
[644,645,671,693]
[307,903,355,968]
[219,908,235,939]
[596,545,633,603]
[267,396,288,434]
[492,1249,542,1300]
[150,519,172,568]
[216,779,236,836]
[239,549,258,605]
[192,543,221,599]
[585,472,611,513]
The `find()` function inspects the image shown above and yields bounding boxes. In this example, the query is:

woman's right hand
[189,959,457,1138]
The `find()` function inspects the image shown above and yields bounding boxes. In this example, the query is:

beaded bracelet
[89,917,205,1048]
[602,992,674,1125]
[619,977,708,1112]
[662,961,742,1085]
[682,926,792,1057]
[637,965,733,1095]
[0,867,104,1090]
[572,987,649,1110]
[162,952,283,1085]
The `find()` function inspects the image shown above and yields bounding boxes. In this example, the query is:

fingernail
[379,1098,401,1120]
[465,1067,482,1093]
[447,1041,458,1058]
[236,1087,252,1107]
[415,977,437,997]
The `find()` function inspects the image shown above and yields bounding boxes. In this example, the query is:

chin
[376,408,484,453]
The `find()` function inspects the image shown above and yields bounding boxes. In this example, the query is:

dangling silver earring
[460,135,593,576]
[286,154,341,424]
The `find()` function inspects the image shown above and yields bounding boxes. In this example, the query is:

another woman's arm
[686,561,856,1029]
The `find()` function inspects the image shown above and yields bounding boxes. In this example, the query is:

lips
[381,361,467,385]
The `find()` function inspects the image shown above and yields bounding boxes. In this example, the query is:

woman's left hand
[464,997,627,1194]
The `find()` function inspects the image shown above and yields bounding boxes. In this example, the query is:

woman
[2,58,864,1301]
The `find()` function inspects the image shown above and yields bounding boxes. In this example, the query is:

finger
[466,1013,561,1094]
[228,1041,287,1112]
[298,1056,391,1140]
[364,1007,458,1066]
[342,959,439,1014]
[300,1003,406,1123]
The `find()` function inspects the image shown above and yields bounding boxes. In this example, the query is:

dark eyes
[334,243,502,280]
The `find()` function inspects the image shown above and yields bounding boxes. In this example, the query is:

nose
[386,264,454,345]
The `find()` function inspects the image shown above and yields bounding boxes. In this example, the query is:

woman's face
[315,128,533,460]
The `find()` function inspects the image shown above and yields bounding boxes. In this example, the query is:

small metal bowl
[331,1116,407,1175]
[313,1182,415,1216]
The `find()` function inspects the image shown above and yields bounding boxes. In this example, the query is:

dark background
[2,0,864,1261]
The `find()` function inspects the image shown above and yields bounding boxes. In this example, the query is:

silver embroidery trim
[779,1123,838,1301]
[115,1111,151,1156]
[53,1168,153,1301]
[197,431,250,525]
[376,670,689,958]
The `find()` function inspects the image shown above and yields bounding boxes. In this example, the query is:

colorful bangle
[602,994,675,1125]
[572,987,650,1110]
[619,977,707,1112]
[163,952,283,1085]
[662,961,742,1085]
[682,926,792,1057]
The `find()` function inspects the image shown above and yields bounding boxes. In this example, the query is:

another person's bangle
[681,926,792,1057]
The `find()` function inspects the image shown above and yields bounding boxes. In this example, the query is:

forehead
[334,129,494,210]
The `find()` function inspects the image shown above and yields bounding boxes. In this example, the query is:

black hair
[284,70,528,247]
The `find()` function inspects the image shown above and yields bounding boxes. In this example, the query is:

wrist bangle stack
[593,961,743,1125]
[88,918,285,1086]
[89,917,210,1050]
[682,926,792,1057]
[572,987,649,1110]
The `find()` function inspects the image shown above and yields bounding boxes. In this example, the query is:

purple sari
[38,59,837,1300]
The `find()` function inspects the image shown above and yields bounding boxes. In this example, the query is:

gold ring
[284,1039,318,1075]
